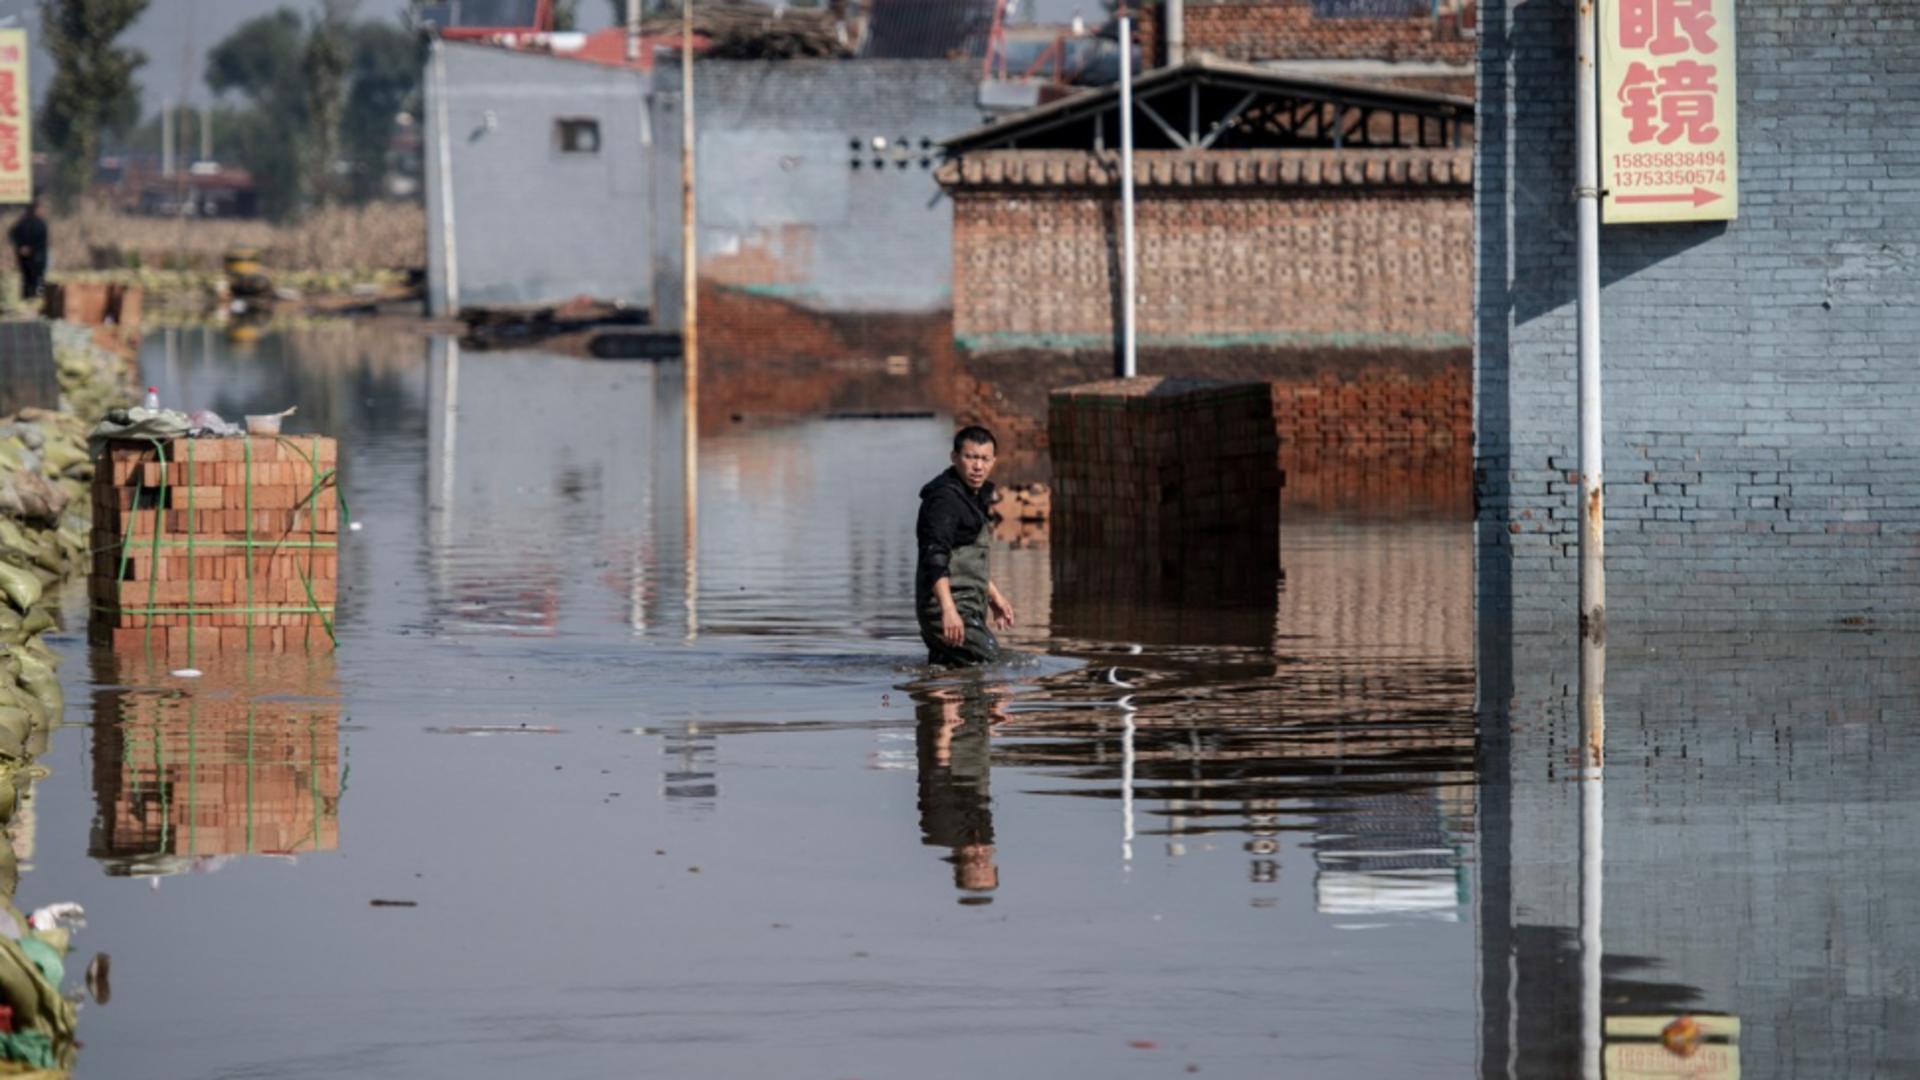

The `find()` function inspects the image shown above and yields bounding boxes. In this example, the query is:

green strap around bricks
[100,435,348,652]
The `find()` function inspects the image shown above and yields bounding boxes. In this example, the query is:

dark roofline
[942,54,1472,152]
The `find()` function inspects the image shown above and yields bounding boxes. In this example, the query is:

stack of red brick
[89,435,340,652]
[1048,377,1280,550]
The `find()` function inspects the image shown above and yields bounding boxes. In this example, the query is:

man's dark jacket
[914,467,994,612]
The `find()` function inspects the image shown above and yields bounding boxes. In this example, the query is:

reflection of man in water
[914,687,1003,899]
[915,426,1015,666]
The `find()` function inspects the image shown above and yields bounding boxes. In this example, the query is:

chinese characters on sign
[0,31,28,204]
[1600,0,1736,223]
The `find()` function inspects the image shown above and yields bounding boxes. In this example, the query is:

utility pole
[1575,0,1605,760]
[1117,8,1138,379]
[1166,0,1184,65]
[1575,0,1606,1076]
[626,0,640,62]
[681,0,700,640]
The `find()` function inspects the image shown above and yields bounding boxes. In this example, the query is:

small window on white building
[557,118,601,154]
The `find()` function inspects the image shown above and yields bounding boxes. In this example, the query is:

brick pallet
[88,435,341,653]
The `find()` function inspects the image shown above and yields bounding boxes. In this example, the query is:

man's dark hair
[952,425,996,452]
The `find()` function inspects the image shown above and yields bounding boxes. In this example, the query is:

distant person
[916,425,1015,666]
[8,200,46,303]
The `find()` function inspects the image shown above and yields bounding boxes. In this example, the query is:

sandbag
[17,609,49,638]
[0,564,39,613]
[37,437,85,477]
[10,652,58,719]
[0,710,30,761]
[0,473,63,528]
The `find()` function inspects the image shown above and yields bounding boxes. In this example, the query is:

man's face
[951,439,996,490]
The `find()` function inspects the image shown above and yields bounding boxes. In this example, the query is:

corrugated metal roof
[860,0,995,59]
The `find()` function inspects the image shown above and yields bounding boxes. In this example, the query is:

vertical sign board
[0,30,27,204]
[1600,0,1737,223]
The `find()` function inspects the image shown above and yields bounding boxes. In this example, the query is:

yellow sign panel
[1600,0,1737,223]
[0,30,27,204]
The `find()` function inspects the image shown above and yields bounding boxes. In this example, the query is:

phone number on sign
[1614,169,1728,188]
[1612,150,1729,170]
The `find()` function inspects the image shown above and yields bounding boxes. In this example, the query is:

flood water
[20,326,1919,1077]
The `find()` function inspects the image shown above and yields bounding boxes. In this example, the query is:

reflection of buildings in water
[660,724,718,808]
[88,651,341,877]
[1310,782,1472,919]
[1478,629,1920,1078]
[911,686,1002,900]
[1000,516,1479,897]
[425,338,689,637]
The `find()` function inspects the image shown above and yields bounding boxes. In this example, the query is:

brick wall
[1477,0,1920,626]
[946,150,1472,353]
[697,284,955,430]
[1048,377,1281,597]
[1185,0,1474,65]
[953,344,1470,505]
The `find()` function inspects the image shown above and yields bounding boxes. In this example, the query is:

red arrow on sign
[1614,187,1723,207]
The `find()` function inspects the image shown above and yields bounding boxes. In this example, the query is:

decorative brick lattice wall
[945,150,1471,354]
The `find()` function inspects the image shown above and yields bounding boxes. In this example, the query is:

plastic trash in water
[170,668,202,678]
[28,903,84,933]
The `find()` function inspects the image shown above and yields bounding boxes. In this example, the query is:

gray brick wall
[1475,0,1920,627]
[650,59,983,329]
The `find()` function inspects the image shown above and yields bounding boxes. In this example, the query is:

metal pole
[1577,736,1605,1080]
[1575,1,1606,1073]
[1575,0,1605,761]
[1117,12,1138,380]
[626,0,641,63]
[1166,0,1184,66]
[431,39,460,315]
[681,0,700,642]
[161,100,174,178]
[200,105,212,163]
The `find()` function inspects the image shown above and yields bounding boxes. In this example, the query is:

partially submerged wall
[650,58,982,333]
[940,148,1472,492]
[425,41,654,314]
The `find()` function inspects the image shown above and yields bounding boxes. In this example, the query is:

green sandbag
[10,652,58,719]
[0,710,29,760]
[0,934,76,1049]
[17,609,49,637]
[0,564,38,613]
[18,938,62,990]
[0,771,18,827]
[0,520,28,558]
[0,610,19,638]
[0,1027,56,1069]
[0,437,25,473]
[26,532,60,575]
[38,437,84,477]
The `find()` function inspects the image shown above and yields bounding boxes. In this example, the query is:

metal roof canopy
[943,55,1472,154]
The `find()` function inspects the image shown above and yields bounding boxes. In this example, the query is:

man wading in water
[916,426,1015,666]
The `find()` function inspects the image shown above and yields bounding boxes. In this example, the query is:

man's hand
[941,603,965,645]
[988,586,1016,631]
